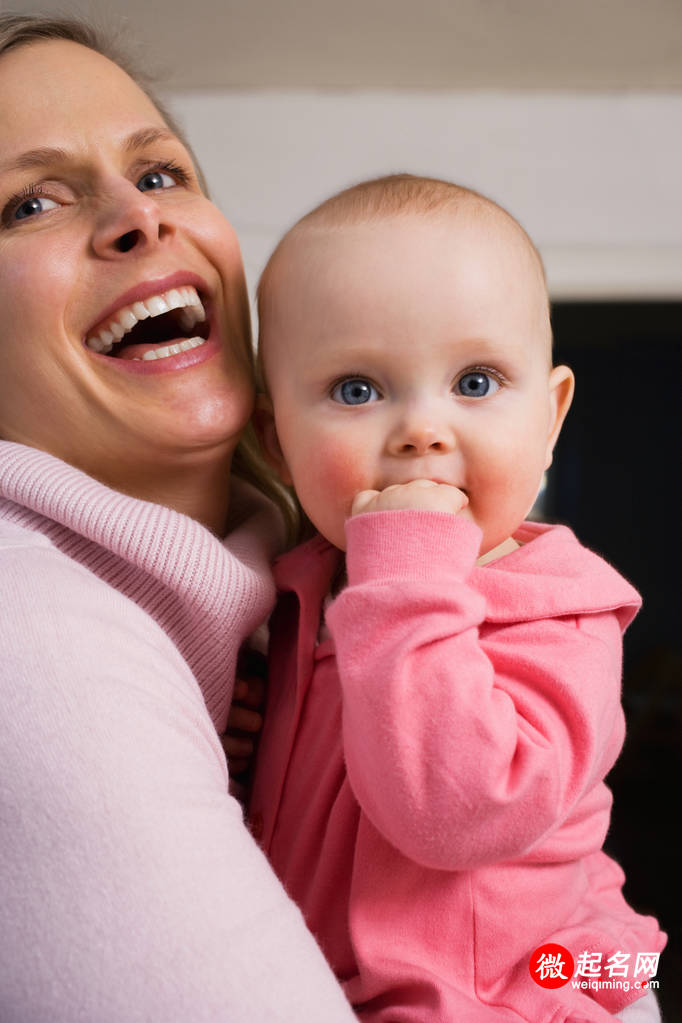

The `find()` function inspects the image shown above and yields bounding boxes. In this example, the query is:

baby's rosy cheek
[314,445,369,502]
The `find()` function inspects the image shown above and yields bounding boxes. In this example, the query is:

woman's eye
[456,371,500,398]
[14,195,59,221]
[331,378,380,405]
[137,170,176,192]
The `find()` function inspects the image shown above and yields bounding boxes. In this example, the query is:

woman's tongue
[116,338,182,361]
[113,311,188,360]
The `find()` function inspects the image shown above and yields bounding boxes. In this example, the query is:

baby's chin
[314,516,347,553]
[455,504,527,558]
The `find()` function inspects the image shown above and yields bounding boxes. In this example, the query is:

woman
[0,15,355,1021]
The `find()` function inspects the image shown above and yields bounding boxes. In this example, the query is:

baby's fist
[351,479,468,517]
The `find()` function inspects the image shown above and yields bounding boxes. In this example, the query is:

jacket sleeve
[325,511,626,872]
[0,540,356,1023]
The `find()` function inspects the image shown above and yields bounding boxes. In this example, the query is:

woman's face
[0,39,253,484]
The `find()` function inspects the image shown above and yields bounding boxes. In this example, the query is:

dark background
[546,302,680,1019]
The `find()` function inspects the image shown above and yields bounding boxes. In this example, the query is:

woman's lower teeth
[133,336,207,361]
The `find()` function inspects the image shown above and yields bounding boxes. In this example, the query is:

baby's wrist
[344,509,482,586]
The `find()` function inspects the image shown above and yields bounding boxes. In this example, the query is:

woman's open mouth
[85,285,210,362]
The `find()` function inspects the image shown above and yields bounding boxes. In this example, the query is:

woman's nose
[387,407,455,456]
[91,181,170,258]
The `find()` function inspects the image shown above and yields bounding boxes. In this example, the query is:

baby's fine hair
[256,174,553,544]
[257,175,551,400]
[257,174,548,320]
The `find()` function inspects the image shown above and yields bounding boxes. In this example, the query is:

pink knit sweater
[0,441,356,1022]
[252,511,666,1023]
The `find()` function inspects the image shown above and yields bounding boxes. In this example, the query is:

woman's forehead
[0,38,167,156]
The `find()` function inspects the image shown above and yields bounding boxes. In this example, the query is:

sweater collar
[273,533,342,609]
[473,521,641,627]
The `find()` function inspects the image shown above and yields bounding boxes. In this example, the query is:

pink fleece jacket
[250,511,666,1023]
[0,441,356,1022]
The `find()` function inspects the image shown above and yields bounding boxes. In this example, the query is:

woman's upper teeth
[85,286,206,353]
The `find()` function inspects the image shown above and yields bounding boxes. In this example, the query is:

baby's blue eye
[137,170,175,192]
[331,378,380,405]
[14,195,59,220]
[456,372,499,398]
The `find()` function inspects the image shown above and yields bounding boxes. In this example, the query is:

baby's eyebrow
[450,336,509,357]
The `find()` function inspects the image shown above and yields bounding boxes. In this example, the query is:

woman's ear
[544,365,575,470]
[253,394,293,486]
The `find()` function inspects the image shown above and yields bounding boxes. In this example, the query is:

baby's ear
[544,365,575,470]
[252,394,293,486]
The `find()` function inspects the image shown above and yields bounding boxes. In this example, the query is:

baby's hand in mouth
[351,480,469,517]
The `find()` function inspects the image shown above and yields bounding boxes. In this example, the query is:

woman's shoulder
[0,516,185,668]
[0,515,53,552]
[0,517,82,591]
[0,517,107,597]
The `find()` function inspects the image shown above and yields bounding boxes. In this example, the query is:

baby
[249,175,666,1022]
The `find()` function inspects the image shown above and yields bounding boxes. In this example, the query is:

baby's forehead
[280,203,541,279]
[261,203,552,357]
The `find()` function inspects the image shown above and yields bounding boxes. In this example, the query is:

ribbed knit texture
[0,441,360,1022]
[0,440,278,730]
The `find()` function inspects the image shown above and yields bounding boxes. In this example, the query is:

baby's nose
[388,411,455,456]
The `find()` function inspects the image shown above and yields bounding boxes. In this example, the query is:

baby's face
[259,211,573,554]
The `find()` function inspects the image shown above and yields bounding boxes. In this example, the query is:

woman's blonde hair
[0,13,209,192]
[0,12,294,535]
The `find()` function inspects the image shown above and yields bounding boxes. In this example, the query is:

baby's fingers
[227,704,263,734]
[221,732,254,761]
[352,480,468,516]
[351,489,382,516]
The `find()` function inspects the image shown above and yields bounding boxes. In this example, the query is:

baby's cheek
[291,444,369,549]
[312,444,369,505]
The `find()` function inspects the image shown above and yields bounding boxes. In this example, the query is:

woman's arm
[0,538,356,1022]
[326,511,625,872]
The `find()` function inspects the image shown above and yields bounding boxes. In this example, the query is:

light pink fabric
[251,510,666,1022]
[0,441,356,1022]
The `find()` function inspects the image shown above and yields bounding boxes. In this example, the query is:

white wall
[171,89,682,306]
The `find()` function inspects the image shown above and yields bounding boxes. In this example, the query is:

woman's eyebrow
[0,146,69,175]
[123,127,178,153]
[0,129,178,176]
